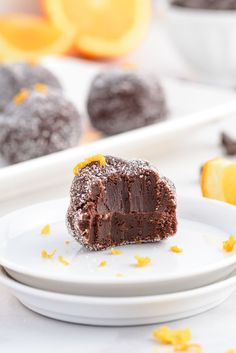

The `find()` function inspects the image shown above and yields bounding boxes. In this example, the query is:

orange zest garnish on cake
[223,235,236,252]
[111,248,122,255]
[40,224,51,236]
[135,255,151,267]
[58,255,70,266]
[41,249,57,259]
[99,260,107,267]
[170,245,183,253]
[34,83,48,93]
[13,89,29,104]
[73,154,106,175]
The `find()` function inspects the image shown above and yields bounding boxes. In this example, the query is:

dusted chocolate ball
[67,155,177,251]
[171,0,236,10]
[87,70,168,135]
[0,88,81,164]
[0,62,62,112]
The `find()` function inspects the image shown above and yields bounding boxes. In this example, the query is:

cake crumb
[34,83,48,93]
[41,249,57,259]
[223,235,236,252]
[13,89,29,104]
[40,224,51,236]
[73,154,106,175]
[135,255,151,267]
[64,240,71,245]
[170,246,183,253]
[58,255,70,266]
[99,260,107,267]
[111,248,122,255]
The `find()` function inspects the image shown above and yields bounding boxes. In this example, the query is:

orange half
[0,15,74,62]
[43,0,151,59]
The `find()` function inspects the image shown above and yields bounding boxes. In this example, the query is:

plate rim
[0,266,235,304]
[0,195,236,286]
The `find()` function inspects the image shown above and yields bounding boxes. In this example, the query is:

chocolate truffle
[171,0,236,10]
[87,70,168,135]
[67,155,177,251]
[0,62,62,112]
[0,88,81,164]
[221,132,236,155]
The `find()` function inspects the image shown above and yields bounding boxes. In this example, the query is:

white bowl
[167,5,236,84]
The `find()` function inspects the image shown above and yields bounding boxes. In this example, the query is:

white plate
[1,57,236,203]
[0,196,236,296]
[0,267,235,326]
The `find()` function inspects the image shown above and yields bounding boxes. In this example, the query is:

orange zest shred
[99,260,107,267]
[116,273,125,278]
[28,58,40,65]
[152,327,203,353]
[64,240,71,245]
[152,348,160,353]
[111,248,122,255]
[153,326,191,346]
[120,60,137,70]
[170,245,183,253]
[223,235,236,252]
[73,154,106,175]
[40,224,51,236]
[135,255,151,267]
[34,83,48,93]
[174,343,203,352]
[58,255,70,266]
[13,89,29,104]
[41,249,57,259]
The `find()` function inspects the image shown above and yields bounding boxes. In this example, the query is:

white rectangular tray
[1,57,236,206]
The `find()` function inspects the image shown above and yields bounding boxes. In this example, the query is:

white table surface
[1,11,236,353]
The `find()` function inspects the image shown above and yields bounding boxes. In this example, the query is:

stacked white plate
[0,195,236,326]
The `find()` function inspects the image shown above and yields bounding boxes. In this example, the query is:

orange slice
[0,15,74,62]
[201,157,236,205]
[43,0,151,59]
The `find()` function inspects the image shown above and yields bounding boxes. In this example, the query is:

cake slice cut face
[67,155,177,251]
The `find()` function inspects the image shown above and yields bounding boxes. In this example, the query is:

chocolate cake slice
[67,155,177,251]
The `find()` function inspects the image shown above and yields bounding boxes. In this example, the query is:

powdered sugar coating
[0,62,62,112]
[67,155,176,251]
[87,69,168,135]
[172,0,236,9]
[0,89,81,164]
